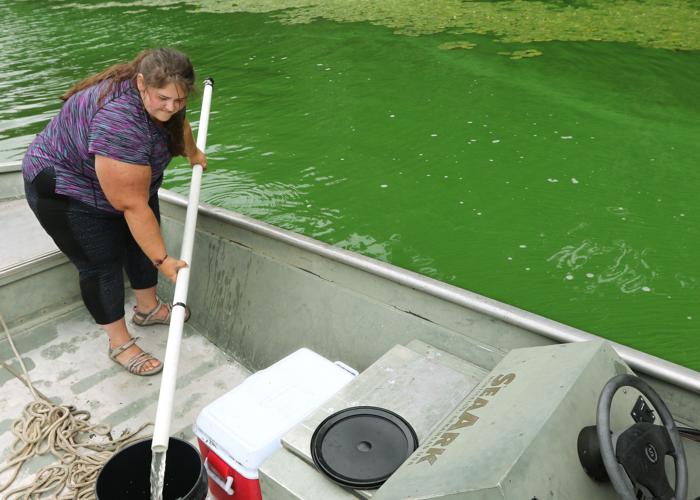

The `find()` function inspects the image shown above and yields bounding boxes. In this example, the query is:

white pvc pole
[152,78,214,453]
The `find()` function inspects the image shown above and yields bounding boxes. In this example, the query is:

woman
[22,48,206,376]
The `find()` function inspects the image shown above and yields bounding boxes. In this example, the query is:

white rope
[0,314,153,499]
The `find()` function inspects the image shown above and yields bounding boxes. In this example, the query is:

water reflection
[334,233,399,263]
[169,162,348,239]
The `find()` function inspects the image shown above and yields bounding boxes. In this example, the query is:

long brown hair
[62,48,196,156]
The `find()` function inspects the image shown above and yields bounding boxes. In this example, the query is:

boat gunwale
[1,162,697,393]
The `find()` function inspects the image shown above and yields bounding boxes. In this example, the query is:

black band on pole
[173,302,187,309]
[204,77,214,87]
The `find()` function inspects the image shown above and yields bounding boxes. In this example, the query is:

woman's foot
[132,298,190,326]
[133,298,170,324]
[109,337,162,376]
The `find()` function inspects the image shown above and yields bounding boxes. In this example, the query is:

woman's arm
[95,154,186,282]
[183,118,207,168]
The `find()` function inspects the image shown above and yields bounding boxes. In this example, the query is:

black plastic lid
[310,406,418,489]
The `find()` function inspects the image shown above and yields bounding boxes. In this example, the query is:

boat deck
[0,194,250,496]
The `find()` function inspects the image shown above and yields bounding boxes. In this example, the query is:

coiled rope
[0,315,153,499]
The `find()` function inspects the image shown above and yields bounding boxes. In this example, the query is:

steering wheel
[596,374,688,500]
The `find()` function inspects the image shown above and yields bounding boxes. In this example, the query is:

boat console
[259,341,699,499]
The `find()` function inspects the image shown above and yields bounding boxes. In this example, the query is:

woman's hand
[187,147,207,170]
[159,256,188,283]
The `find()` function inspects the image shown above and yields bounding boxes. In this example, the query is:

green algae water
[1,1,698,370]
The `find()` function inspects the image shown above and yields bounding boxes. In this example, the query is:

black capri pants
[24,167,159,325]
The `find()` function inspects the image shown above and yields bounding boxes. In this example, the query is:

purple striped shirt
[22,79,172,213]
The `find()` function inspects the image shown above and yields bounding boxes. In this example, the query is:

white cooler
[194,348,356,500]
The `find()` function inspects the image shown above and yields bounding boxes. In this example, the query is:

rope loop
[0,314,153,498]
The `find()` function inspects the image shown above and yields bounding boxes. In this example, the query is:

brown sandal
[131,297,190,326]
[108,337,162,376]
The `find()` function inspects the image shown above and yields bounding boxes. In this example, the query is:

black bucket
[95,437,208,500]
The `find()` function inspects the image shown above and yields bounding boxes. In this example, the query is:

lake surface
[1,0,698,369]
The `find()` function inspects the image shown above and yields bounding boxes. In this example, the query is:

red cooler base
[197,439,262,500]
